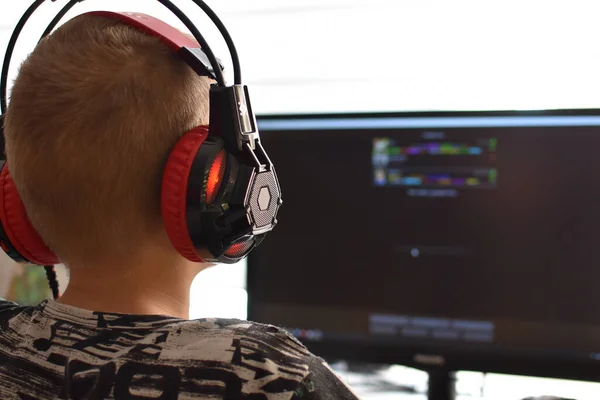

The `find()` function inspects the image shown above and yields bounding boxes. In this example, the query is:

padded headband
[86,11,224,81]
[90,11,199,50]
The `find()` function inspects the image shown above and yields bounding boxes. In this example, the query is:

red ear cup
[161,126,210,262]
[0,165,59,265]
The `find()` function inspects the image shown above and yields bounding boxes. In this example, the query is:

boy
[0,13,358,399]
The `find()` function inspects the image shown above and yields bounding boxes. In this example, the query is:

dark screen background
[249,123,600,340]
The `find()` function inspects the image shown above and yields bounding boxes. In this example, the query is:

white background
[3,1,600,114]
[3,1,600,398]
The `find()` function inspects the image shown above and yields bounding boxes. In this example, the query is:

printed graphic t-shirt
[0,299,359,399]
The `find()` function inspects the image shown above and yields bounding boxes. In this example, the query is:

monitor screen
[248,110,600,380]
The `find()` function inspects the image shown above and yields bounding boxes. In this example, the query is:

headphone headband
[1,0,241,115]
[89,11,199,51]
[85,11,224,82]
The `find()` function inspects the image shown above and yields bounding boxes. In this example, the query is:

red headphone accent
[206,149,226,204]
[161,126,209,263]
[88,11,197,52]
[0,166,59,265]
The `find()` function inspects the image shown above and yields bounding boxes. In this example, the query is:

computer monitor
[248,109,600,384]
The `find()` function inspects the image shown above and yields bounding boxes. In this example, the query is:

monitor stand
[428,370,457,400]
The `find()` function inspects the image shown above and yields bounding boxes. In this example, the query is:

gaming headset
[0,0,282,298]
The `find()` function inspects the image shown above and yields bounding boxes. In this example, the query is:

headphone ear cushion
[161,126,210,262]
[0,165,59,265]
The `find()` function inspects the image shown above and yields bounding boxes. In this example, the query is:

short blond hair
[4,15,211,267]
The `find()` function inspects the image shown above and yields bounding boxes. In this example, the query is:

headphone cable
[156,0,225,86]
[187,0,242,85]
[44,265,60,300]
[40,0,80,38]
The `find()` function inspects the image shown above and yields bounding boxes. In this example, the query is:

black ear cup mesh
[249,172,279,229]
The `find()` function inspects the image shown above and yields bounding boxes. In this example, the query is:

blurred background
[3,1,600,399]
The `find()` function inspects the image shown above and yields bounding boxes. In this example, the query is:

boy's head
[4,14,212,267]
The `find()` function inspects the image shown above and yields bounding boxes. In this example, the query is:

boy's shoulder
[156,317,314,375]
[0,298,29,327]
[159,316,311,361]
[0,300,359,399]
[102,316,326,398]
[157,318,359,399]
